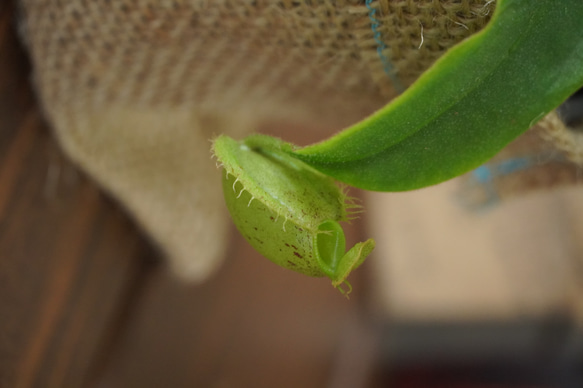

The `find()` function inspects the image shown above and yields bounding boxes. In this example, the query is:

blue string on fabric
[365,0,404,92]
[466,157,535,208]
[472,157,534,184]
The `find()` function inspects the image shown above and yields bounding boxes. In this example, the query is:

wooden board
[0,6,153,387]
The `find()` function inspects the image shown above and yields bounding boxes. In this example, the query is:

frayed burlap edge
[539,111,583,166]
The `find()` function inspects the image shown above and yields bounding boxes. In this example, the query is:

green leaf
[292,0,583,191]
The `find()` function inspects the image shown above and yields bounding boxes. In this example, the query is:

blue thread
[496,157,533,175]
[466,157,535,208]
[472,165,492,183]
[366,0,404,92]
[472,157,534,184]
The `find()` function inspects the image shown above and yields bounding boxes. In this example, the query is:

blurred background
[2,1,583,387]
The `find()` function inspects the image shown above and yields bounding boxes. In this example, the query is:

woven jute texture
[540,112,583,166]
[18,0,495,281]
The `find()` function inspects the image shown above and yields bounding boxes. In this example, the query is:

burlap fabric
[17,0,498,281]
[540,111,583,166]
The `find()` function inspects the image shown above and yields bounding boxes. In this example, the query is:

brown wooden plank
[0,129,152,387]
[0,5,155,387]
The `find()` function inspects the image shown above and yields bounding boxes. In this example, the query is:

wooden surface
[0,5,378,387]
[0,6,155,387]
